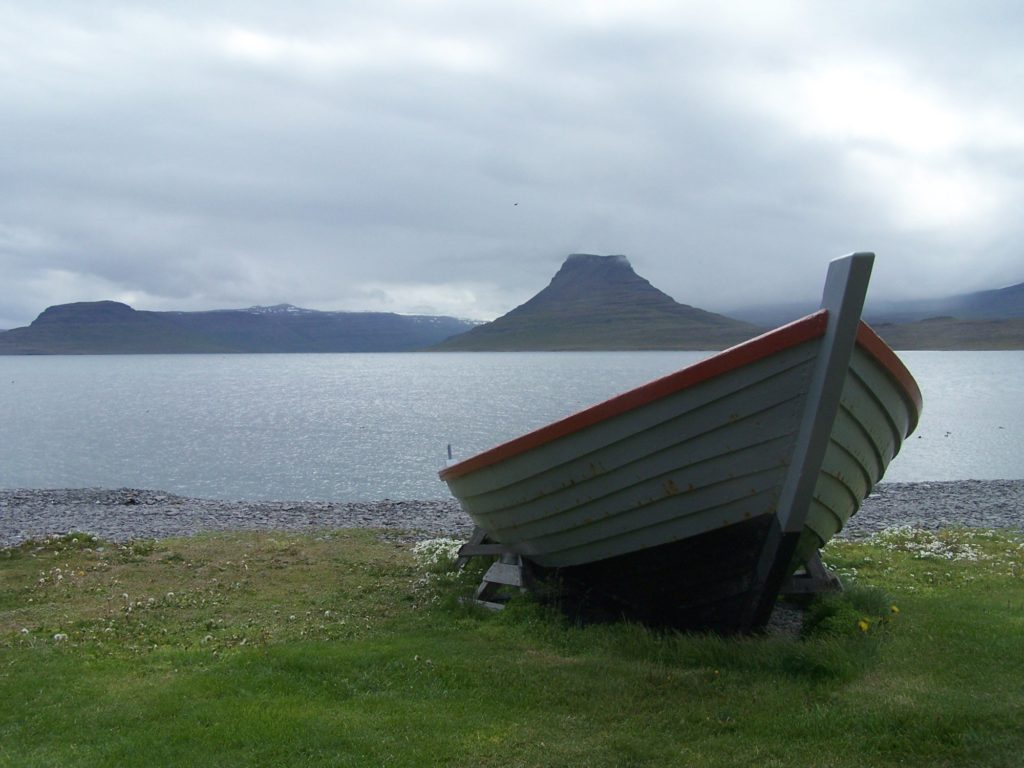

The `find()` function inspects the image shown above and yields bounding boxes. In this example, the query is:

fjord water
[1,351,1021,501]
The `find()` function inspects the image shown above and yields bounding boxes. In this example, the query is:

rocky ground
[841,479,1023,537]
[1,480,1021,548]
[0,489,475,548]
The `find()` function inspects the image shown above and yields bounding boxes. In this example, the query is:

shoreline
[1,480,1022,549]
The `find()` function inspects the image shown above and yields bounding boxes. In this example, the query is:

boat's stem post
[740,252,874,631]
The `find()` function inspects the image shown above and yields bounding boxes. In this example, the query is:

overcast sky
[1,1,1022,328]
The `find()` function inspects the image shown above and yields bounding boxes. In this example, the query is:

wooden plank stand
[457,526,532,610]
[779,551,843,596]
[458,525,842,614]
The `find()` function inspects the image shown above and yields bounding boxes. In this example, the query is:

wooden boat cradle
[457,527,842,613]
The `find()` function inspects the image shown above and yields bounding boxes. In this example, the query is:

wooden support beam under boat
[457,526,530,610]
[473,553,532,610]
[780,551,843,596]
[738,252,875,632]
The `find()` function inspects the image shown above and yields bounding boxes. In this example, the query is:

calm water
[1,352,1021,501]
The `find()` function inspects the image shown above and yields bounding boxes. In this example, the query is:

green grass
[1,527,1022,767]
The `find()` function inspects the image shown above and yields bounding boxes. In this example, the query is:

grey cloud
[1,1,1022,329]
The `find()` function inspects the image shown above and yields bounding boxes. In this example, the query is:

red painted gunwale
[439,310,922,482]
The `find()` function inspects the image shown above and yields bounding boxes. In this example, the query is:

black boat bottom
[531,515,777,634]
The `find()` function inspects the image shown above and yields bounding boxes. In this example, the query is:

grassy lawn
[1,526,1022,767]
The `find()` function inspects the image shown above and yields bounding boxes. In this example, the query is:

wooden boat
[439,253,922,632]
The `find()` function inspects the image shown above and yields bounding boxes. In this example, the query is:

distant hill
[871,280,1024,323]
[870,316,1024,351]
[729,279,1024,327]
[724,278,1024,350]
[0,301,477,354]
[434,254,760,351]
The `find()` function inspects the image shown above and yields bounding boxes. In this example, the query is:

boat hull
[443,324,918,572]
[440,259,922,630]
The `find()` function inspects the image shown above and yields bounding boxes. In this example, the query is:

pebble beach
[1,480,1021,548]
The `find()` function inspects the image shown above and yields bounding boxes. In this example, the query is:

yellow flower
[857,618,870,632]
[890,604,900,614]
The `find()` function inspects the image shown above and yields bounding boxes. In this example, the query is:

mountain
[434,254,760,351]
[0,301,477,354]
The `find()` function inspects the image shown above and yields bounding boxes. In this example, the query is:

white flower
[412,538,466,568]
[867,527,990,562]
[53,633,68,643]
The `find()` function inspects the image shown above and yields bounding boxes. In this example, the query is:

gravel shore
[1,480,1021,549]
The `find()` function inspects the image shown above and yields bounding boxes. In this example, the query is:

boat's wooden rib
[440,253,922,633]
[831,405,885,487]
[855,323,923,431]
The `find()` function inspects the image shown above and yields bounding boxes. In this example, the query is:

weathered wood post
[738,252,874,631]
